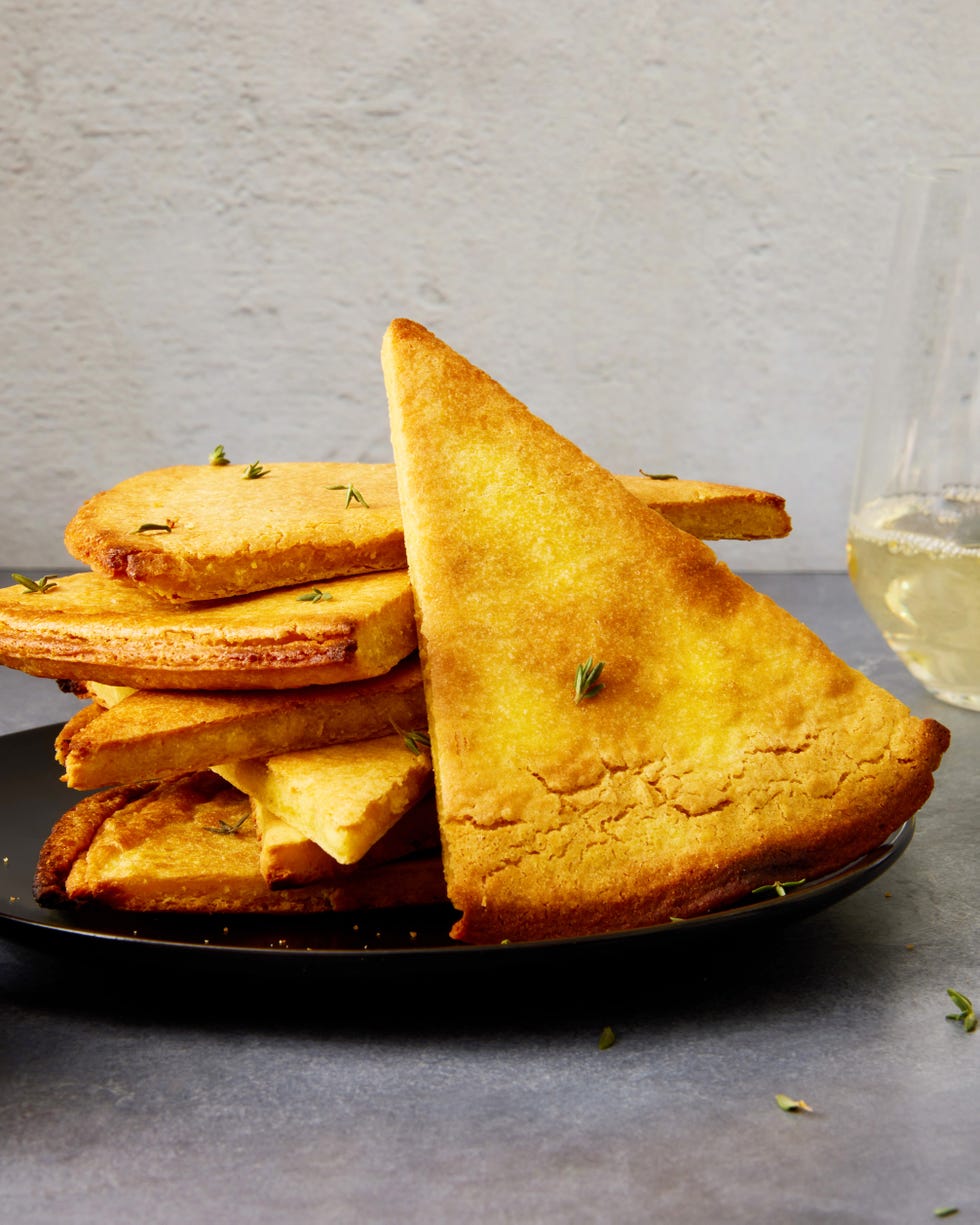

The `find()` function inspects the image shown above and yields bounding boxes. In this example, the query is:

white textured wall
[3,1,980,571]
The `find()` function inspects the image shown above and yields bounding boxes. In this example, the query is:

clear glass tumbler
[848,157,980,711]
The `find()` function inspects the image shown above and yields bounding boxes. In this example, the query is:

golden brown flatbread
[0,569,416,690]
[254,792,440,888]
[213,733,433,864]
[65,462,407,603]
[56,656,426,789]
[34,771,446,914]
[382,318,949,943]
[64,462,788,603]
[618,474,788,540]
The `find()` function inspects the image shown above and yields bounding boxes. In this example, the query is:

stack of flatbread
[0,319,948,941]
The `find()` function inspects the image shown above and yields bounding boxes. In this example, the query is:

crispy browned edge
[33,779,159,907]
[54,702,101,767]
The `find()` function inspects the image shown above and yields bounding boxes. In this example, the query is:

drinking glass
[848,156,980,711]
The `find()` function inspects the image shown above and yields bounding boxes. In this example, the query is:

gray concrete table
[1,573,977,1225]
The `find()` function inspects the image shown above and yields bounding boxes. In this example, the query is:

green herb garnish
[598,1026,616,1050]
[11,573,58,593]
[134,519,175,534]
[209,444,230,466]
[573,657,605,703]
[392,723,431,756]
[934,1209,959,1219]
[945,988,977,1032]
[243,461,269,480]
[751,879,806,898]
[328,483,369,508]
[297,588,333,603]
[204,815,250,836]
[639,469,678,481]
[775,1094,812,1113]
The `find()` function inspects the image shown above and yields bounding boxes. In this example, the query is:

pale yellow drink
[847,488,980,710]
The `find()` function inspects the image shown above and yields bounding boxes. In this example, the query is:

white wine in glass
[848,158,980,711]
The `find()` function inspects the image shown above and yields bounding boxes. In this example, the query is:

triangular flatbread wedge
[253,792,440,888]
[381,318,950,943]
[213,733,432,864]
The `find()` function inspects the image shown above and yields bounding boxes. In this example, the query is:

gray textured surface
[4,3,980,572]
[0,573,977,1224]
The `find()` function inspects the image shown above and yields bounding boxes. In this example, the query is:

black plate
[0,724,915,977]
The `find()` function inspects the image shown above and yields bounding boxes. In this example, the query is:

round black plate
[0,724,915,976]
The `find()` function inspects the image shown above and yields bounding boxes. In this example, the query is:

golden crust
[36,772,447,914]
[382,318,950,944]
[617,475,789,540]
[33,778,159,906]
[64,462,408,602]
[0,569,417,690]
[64,462,789,605]
[59,656,426,789]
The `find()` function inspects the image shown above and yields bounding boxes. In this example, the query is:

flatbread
[382,318,949,943]
[213,733,433,864]
[56,656,426,789]
[34,771,446,914]
[254,792,440,888]
[64,462,407,602]
[0,569,416,690]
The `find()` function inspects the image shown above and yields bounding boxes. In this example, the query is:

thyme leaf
[11,573,58,593]
[328,483,369,508]
[392,722,431,756]
[297,588,333,603]
[209,444,230,466]
[243,461,269,479]
[598,1026,616,1050]
[135,519,175,534]
[574,657,605,703]
[945,988,977,1032]
[751,879,806,898]
[204,815,250,836]
[775,1094,812,1113]
[639,469,678,481]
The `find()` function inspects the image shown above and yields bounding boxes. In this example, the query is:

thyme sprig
[392,722,431,756]
[297,588,333,603]
[775,1094,812,1113]
[945,988,977,1032]
[574,657,605,703]
[751,879,806,898]
[135,519,176,534]
[243,461,269,479]
[639,469,678,481]
[11,573,58,593]
[209,444,230,466]
[204,815,250,836]
[328,483,369,508]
